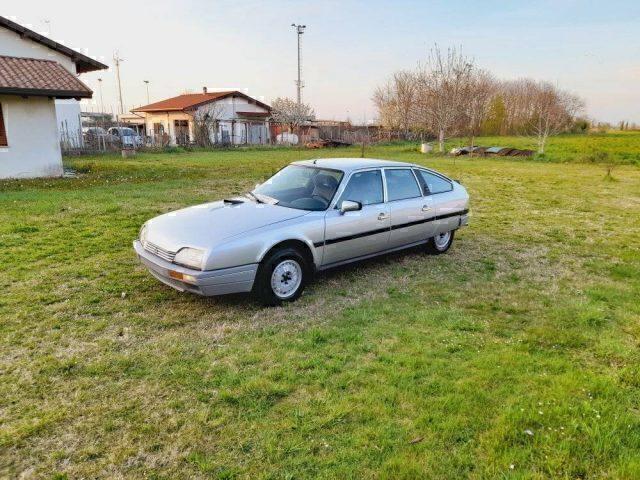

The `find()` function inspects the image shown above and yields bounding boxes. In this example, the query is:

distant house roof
[0,16,108,74]
[132,91,271,113]
[0,55,93,98]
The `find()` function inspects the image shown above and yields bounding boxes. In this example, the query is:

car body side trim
[315,209,468,247]
[318,238,430,270]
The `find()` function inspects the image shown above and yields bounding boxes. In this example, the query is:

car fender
[203,213,325,271]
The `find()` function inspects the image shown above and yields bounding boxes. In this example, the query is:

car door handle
[377,213,390,221]
[422,205,432,212]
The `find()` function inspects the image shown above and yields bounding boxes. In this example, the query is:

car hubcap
[434,231,451,250]
[270,259,302,299]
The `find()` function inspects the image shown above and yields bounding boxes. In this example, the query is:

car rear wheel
[254,247,310,306]
[426,230,455,254]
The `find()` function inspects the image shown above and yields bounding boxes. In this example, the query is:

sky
[4,0,640,123]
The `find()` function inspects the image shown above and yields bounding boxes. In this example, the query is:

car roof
[293,158,418,173]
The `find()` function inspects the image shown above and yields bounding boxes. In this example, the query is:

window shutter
[0,104,7,147]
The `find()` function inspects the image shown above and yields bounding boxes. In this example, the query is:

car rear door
[415,169,461,233]
[384,168,429,249]
[322,169,390,266]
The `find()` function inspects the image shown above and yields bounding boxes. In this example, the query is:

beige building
[132,89,271,145]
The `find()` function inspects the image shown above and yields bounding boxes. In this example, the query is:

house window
[153,123,164,135]
[0,104,7,147]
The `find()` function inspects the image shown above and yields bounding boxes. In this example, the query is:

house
[0,16,107,178]
[132,88,271,145]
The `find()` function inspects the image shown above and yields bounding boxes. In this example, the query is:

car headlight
[174,248,205,270]
[139,224,148,245]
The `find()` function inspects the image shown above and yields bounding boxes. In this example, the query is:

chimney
[203,86,208,94]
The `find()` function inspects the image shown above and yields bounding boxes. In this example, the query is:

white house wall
[0,95,63,178]
[0,28,78,73]
[55,99,82,139]
[142,111,193,145]
[0,27,84,142]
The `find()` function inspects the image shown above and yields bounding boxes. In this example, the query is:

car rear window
[415,170,453,195]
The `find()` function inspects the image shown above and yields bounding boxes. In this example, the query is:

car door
[415,169,458,234]
[322,169,390,266]
[384,168,427,249]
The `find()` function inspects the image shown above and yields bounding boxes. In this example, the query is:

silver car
[134,158,469,305]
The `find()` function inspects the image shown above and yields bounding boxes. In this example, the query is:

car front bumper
[133,240,258,296]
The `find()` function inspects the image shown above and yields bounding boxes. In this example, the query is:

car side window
[338,170,383,206]
[385,169,422,202]
[416,170,453,195]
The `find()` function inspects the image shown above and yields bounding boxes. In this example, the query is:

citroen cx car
[134,158,469,305]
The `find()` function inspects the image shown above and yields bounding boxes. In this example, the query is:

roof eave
[0,87,93,99]
[0,16,108,73]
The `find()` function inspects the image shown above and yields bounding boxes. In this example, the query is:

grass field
[1,133,640,478]
[448,132,640,165]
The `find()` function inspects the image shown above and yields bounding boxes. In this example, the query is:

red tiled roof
[0,55,93,98]
[0,16,107,73]
[132,91,271,113]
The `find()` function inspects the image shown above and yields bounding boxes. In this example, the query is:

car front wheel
[426,230,455,254]
[254,247,309,306]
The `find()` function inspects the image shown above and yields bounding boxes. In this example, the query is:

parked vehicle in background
[107,127,143,147]
[134,158,470,305]
[82,127,117,149]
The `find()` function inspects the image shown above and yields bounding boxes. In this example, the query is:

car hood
[145,200,309,252]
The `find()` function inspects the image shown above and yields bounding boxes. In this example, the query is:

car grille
[143,241,176,263]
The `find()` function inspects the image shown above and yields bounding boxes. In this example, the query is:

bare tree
[372,47,585,150]
[372,70,417,137]
[464,69,496,147]
[270,97,315,133]
[416,45,474,152]
[190,102,225,147]
[523,81,584,153]
[373,82,400,131]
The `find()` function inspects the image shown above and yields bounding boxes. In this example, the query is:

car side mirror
[339,200,362,214]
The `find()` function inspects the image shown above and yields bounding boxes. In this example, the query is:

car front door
[322,169,390,266]
[384,168,429,249]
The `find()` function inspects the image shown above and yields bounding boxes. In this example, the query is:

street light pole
[291,23,306,105]
[97,78,104,113]
[143,80,150,105]
[113,52,125,115]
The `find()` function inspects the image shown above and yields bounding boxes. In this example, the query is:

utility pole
[97,78,104,113]
[113,52,125,115]
[144,80,150,104]
[291,23,306,105]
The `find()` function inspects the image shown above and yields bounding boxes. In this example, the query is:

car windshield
[253,165,344,211]
[121,129,136,136]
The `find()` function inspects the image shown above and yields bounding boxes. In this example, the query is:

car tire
[426,229,455,255]
[253,247,310,306]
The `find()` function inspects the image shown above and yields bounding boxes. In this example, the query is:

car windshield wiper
[245,192,263,204]
[223,197,245,205]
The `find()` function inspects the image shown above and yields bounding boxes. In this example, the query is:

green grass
[1,133,640,478]
[447,131,640,165]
